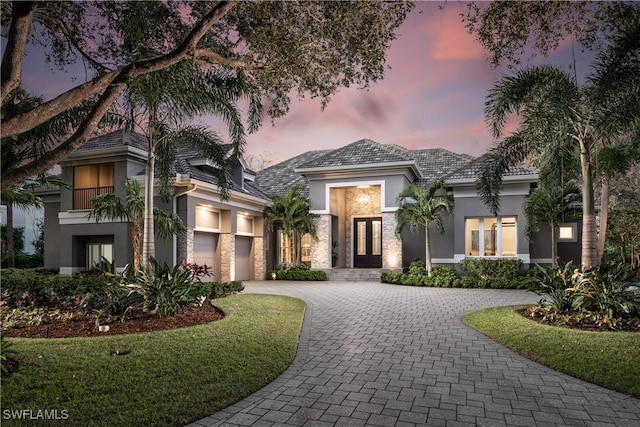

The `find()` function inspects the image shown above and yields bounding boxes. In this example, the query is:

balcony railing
[73,186,114,210]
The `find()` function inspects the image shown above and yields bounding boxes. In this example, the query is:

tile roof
[297,139,413,169]
[255,150,331,198]
[75,130,149,153]
[77,131,268,200]
[73,132,538,202]
[444,154,538,182]
[408,149,475,185]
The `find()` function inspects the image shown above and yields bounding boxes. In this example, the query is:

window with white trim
[278,230,292,265]
[301,233,312,266]
[87,243,113,269]
[465,217,517,257]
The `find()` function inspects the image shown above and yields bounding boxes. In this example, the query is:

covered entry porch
[309,183,402,271]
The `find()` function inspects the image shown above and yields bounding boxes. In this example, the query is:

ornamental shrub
[268,265,327,281]
[459,258,523,280]
[432,266,457,287]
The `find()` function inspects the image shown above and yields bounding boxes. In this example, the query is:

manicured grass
[463,306,640,398]
[1,294,306,427]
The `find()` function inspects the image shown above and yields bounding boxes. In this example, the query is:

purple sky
[19,2,591,166]
[241,2,592,164]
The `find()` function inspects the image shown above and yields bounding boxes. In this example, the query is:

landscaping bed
[5,303,224,339]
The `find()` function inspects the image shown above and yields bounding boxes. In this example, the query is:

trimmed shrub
[384,259,528,289]
[268,265,327,281]
[432,266,458,287]
[208,281,245,298]
[459,258,526,289]
[459,258,523,280]
[1,269,107,309]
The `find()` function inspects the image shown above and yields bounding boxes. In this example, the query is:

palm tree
[395,180,453,277]
[265,185,318,266]
[89,178,185,272]
[523,183,581,267]
[122,62,262,270]
[478,12,640,268]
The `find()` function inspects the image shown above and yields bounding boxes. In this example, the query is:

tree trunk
[425,224,433,277]
[141,147,156,271]
[579,137,597,268]
[1,1,36,104]
[6,203,15,268]
[131,223,141,273]
[551,226,557,268]
[596,177,610,265]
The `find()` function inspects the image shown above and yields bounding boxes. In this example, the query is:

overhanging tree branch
[0,1,37,104]
[1,1,236,138]
[2,82,126,190]
[194,49,265,70]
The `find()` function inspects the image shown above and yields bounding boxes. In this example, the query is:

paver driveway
[188,281,640,427]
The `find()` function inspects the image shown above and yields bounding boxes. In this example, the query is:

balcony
[73,186,114,210]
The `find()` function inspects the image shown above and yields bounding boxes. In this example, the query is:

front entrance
[353,217,382,268]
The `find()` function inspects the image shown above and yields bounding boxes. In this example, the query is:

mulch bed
[5,303,224,339]
[519,307,640,332]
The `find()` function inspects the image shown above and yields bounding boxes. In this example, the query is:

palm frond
[88,193,128,222]
[476,133,530,215]
[153,208,186,240]
[485,65,578,139]
[395,182,453,236]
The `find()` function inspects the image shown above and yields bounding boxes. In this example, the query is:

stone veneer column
[219,233,235,282]
[177,228,195,264]
[382,212,402,271]
[253,236,265,280]
[311,214,331,269]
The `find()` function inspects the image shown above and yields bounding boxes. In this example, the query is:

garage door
[234,236,252,281]
[193,232,217,269]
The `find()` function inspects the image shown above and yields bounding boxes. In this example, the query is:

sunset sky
[20,1,592,166]
[242,1,592,165]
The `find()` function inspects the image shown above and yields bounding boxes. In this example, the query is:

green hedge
[207,280,245,298]
[459,258,523,280]
[268,265,327,281]
[1,269,107,307]
[381,259,531,289]
[1,253,44,269]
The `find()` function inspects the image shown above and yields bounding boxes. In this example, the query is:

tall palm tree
[478,12,640,268]
[89,178,185,272]
[523,183,581,267]
[395,180,453,277]
[265,185,318,266]
[123,62,262,270]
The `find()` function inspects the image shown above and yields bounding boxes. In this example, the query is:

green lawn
[1,294,306,427]
[463,305,640,398]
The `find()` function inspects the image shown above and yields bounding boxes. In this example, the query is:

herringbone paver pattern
[187,281,640,427]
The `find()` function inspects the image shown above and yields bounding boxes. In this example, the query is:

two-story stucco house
[40,130,269,281]
[40,131,581,279]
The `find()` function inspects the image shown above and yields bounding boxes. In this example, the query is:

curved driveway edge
[187,281,640,427]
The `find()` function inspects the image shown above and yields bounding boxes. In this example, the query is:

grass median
[462,305,640,398]
[1,294,306,427]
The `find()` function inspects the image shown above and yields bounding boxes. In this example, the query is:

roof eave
[295,161,423,179]
[446,173,538,186]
